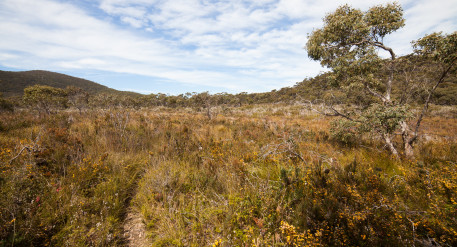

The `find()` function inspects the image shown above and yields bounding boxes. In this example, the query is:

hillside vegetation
[0,70,139,98]
[1,53,456,107]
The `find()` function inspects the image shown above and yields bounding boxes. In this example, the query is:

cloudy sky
[0,0,456,94]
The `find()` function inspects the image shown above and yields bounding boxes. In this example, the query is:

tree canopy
[23,85,67,115]
[305,2,457,157]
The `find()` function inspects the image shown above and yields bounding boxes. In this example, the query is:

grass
[0,105,456,246]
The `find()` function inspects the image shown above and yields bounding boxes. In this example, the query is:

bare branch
[305,100,354,121]
[411,57,457,144]
[9,128,44,164]
[260,135,305,163]
[8,146,28,165]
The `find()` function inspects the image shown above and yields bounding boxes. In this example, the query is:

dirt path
[123,208,150,247]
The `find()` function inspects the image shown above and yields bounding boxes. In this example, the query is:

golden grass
[0,105,456,246]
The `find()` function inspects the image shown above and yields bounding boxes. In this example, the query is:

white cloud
[120,16,144,28]
[0,0,456,93]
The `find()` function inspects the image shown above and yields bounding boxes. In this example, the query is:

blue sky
[0,0,456,95]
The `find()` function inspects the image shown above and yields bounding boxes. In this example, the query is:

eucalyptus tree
[66,86,89,113]
[191,92,214,119]
[306,3,457,157]
[23,85,67,115]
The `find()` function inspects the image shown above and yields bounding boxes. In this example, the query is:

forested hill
[0,70,139,97]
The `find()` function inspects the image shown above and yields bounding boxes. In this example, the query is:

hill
[0,70,139,97]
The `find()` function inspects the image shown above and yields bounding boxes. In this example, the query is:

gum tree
[23,85,67,115]
[306,3,457,157]
[66,86,89,114]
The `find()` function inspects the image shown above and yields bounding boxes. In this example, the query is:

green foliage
[329,103,411,146]
[89,93,116,109]
[329,119,359,146]
[413,32,457,65]
[364,3,405,38]
[23,85,68,114]
[304,2,405,105]
[359,103,411,134]
[66,86,89,112]
[306,3,404,83]
[305,3,457,157]
[434,82,457,105]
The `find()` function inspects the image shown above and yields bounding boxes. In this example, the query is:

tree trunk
[382,133,399,157]
[400,121,415,158]
[206,104,212,120]
[404,141,414,158]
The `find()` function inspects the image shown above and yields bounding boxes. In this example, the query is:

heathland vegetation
[1,2,456,247]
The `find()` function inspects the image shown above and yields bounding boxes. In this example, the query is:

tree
[23,85,67,115]
[66,86,89,113]
[191,92,214,119]
[306,3,457,157]
[236,92,250,106]
[89,93,116,110]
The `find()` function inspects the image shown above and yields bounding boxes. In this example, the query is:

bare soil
[123,209,150,247]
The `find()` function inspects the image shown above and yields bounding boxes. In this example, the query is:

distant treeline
[0,54,456,114]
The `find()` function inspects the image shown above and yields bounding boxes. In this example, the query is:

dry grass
[0,104,456,246]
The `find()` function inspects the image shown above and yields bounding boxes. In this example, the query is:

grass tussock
[0,105,456,246]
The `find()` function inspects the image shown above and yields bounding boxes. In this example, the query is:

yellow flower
[212,238,222,247]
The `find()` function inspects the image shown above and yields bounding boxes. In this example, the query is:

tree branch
[325,39,368,49]
[372,41,396,60]
[410,57,457,144]
[8,146,28,165]
[365,85,389,103]
[305,100,357,122]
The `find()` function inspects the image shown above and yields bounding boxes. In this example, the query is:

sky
[0,0,456,95]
